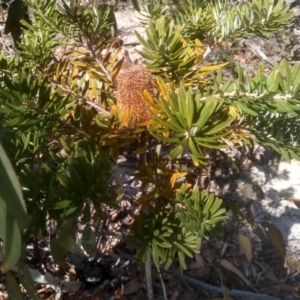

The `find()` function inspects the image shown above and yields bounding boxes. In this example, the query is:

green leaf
[168,144,184,159]
[196,98,217,130]
[209,198,223,216]
[203,194,215,215]
[19,266,40,300]
[238,103,258,116]
[50,239,67,269]
[177,249,187,269]
[82,224,97,257]
[152,242,165,265]
[176,242,193,258]
[238,233,253,264]
[0,197,22,273]
[0,144,28,229]
[44,199,74,210]
[58,221,83,254]
[202,118,233,136]
[6,272,24,300]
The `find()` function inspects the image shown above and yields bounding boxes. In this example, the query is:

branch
[200,91,294,101]
[48,78,110,116]
[146,247,154,300]
[22,103,91,139]
[156,265,167,300]
[243,39,275,67]
[169,272,281,300]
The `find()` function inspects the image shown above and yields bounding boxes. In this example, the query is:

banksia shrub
[116,51,156,127]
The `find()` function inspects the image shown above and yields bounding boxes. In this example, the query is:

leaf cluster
[136,16,226,85]
[130,183,226,269]
[142,0,293,44]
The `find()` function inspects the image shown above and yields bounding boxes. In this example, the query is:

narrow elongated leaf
[82,224,97,256]
[156,76,168,100]
[50,238,67,269]
[0,145,28,229]
[0,197,22,273]
[6,272,24,300]
[202,118,232,136]
[196,98,217,130]
[168,144,184,159]
[203,194,215,215]
[238,103,258,116]
[261,221,287,267]
[58,222,83,254]
[19,266,40,300]
[238,233,253,264]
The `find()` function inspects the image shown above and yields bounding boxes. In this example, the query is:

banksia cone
[116,51,156,127]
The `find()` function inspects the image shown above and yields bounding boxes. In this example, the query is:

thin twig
[200,91,294,101]
[243,39,275,67]
[175,273,281,300]
[21,103,91,139]
[203,45,212,60]
[156,265,168,300]
[87,43,113,83]
[48,79,110,116]
[146,247,154,300]
[86,100,110,115]
[94,230,124,237]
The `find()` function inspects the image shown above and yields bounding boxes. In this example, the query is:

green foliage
[142,0,293,44]
[0,0,298,294]
[0,145,28,272]
[138,0,300,163]
[144,78,233,165]
[175,183,227,237]
[208,60,300,160]
[130,183,226,269]
[136,16,226,85]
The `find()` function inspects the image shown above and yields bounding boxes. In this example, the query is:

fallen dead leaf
[261,221,287,268]
[189,253,205,269]
[289,197,300,209]
[68,267,77,282]
[170,289,180,300]
[188,253,209,278]
[265,271,278,282]
[219,259,253,288]
[122,278,141,295]
[238,233,253,264]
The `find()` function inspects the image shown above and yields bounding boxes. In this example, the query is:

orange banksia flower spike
[116,50,156,127]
